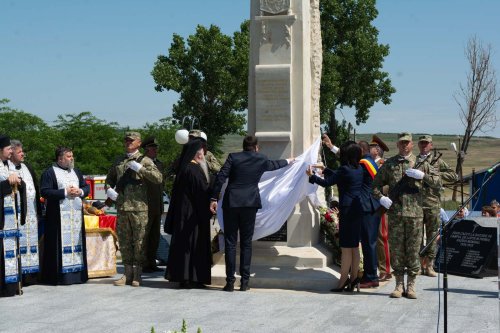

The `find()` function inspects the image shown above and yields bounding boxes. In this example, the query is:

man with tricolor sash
[358,141,382,288]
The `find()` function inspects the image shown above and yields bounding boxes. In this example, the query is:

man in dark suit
[210,135,292,292]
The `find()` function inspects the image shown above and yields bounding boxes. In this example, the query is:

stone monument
[248,0,323,246]
[212,0,337,291]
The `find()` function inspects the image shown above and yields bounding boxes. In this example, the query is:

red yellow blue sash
[360,158,378,179]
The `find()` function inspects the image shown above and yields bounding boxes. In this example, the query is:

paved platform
[1,266,498,333]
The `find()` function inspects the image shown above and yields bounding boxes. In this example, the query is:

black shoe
[347,277,361,292]
[240,281,250,291]
[223,283,234,292]
[179,281,191,289]
[192,282,207,289]
[330,278,350,292]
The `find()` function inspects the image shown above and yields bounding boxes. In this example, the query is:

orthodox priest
[9,140,42,285]
[165,137,212,288]
[40,146,90,285]
[0,135,24,297]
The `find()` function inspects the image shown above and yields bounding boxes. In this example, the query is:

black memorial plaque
[259,221,287,242]
[435,219,497,277]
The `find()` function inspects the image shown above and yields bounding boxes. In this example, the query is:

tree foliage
[53,112,124,175]
[319,0,395,143]
[151,22,250,154]
[0,99,59,174]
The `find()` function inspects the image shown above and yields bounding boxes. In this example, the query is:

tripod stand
[420,169,497,333]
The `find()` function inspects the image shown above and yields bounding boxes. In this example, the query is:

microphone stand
[420,168,497,333]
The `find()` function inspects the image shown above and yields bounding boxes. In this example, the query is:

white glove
[405,168,424,180]
[379,196,392,209]
[128,160,143,172]
[106,188,118,201]
[439,208,449,222]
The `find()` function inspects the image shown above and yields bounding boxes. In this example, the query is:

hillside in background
[221,133,500,176]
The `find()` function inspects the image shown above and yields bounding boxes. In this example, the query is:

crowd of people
[0,130,497,300]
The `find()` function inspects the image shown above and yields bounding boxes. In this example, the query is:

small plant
[151,319,202,333]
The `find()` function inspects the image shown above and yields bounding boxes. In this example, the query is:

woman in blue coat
[307,141,366,292]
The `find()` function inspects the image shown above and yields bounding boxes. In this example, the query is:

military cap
[0,135,11,149]
[369,134,389,152]
[189,129,207,142]
[418,134,432,143]
[188,129,201,137]
[124,131,141,140]
[141,136,158,148]
[397,132,412,142]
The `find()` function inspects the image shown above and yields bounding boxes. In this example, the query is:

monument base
[210,242,339,291]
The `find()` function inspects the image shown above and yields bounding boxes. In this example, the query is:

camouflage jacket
[372,153,441,218]
[145,158,166,214]
[106,151,163,212]
[418,154,458,210]
[205,150,221,174]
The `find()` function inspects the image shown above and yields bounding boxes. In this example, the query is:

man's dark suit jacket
[212,151,288,209]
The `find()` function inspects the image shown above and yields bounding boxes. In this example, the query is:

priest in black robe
[165,137,212,288]
[40,146,90,285]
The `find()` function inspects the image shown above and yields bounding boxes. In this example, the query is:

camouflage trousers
[388,214,423,276]
[420,207,441,259]
[116,211,148,266]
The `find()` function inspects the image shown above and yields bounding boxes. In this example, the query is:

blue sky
[1,0,499,137]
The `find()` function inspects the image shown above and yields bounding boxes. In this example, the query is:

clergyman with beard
[164,137,212,288]
[40,146,90,285]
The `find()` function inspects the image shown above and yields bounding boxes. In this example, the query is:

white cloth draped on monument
[217,138,321,240]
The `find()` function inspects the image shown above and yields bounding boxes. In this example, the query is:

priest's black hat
[0,135,11,149]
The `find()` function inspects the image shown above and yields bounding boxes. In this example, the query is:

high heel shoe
[348,277,360,292]
[330,279,351,292]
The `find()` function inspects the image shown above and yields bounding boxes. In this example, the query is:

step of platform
[210,263,340,291]
[210,244,340,291]
[212,245,331,269]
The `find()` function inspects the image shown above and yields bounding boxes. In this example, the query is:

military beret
[141,136,158,148]
[398,132,412,142]
[125,131,141,140]
[369,134,389,152]
[189,129,201,137]
[0,135,11,149]
[418,134,432,143]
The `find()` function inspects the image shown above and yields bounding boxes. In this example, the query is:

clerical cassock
[165,138,212,287]
[40,157,90,285]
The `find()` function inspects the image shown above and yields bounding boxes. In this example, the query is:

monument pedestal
[210,242,339,291]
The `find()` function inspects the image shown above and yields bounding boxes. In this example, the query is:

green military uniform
[106,146,163,271]
[141,136,167,271]
[372,133,441,298]
[205,150,221,174]
[417,136,458,268]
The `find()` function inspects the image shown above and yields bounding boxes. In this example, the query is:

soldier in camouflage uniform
[106,132,163,287]
[417,135,458,277]
[372,132,441,299]
[188,130,221,175]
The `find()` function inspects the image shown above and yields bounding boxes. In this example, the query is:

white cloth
[380,196,393,209]
[217,139,321,240]
[439,208,449,223]
[405,168,424,180]
[106,188,118,201]
[127,160,142,172]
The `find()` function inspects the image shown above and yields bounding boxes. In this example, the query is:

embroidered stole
[53,166,84,273]
[9,162,39,274]
[0,164,20,285]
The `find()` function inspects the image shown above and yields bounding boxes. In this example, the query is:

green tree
[0,98,59,176]
[53,112,123,175]
[151,22,250,154]
[320,0,395,143]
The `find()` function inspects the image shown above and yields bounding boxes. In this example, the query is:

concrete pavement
[1,266,498,333]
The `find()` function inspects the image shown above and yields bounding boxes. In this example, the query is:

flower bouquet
[318,206,341,266]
